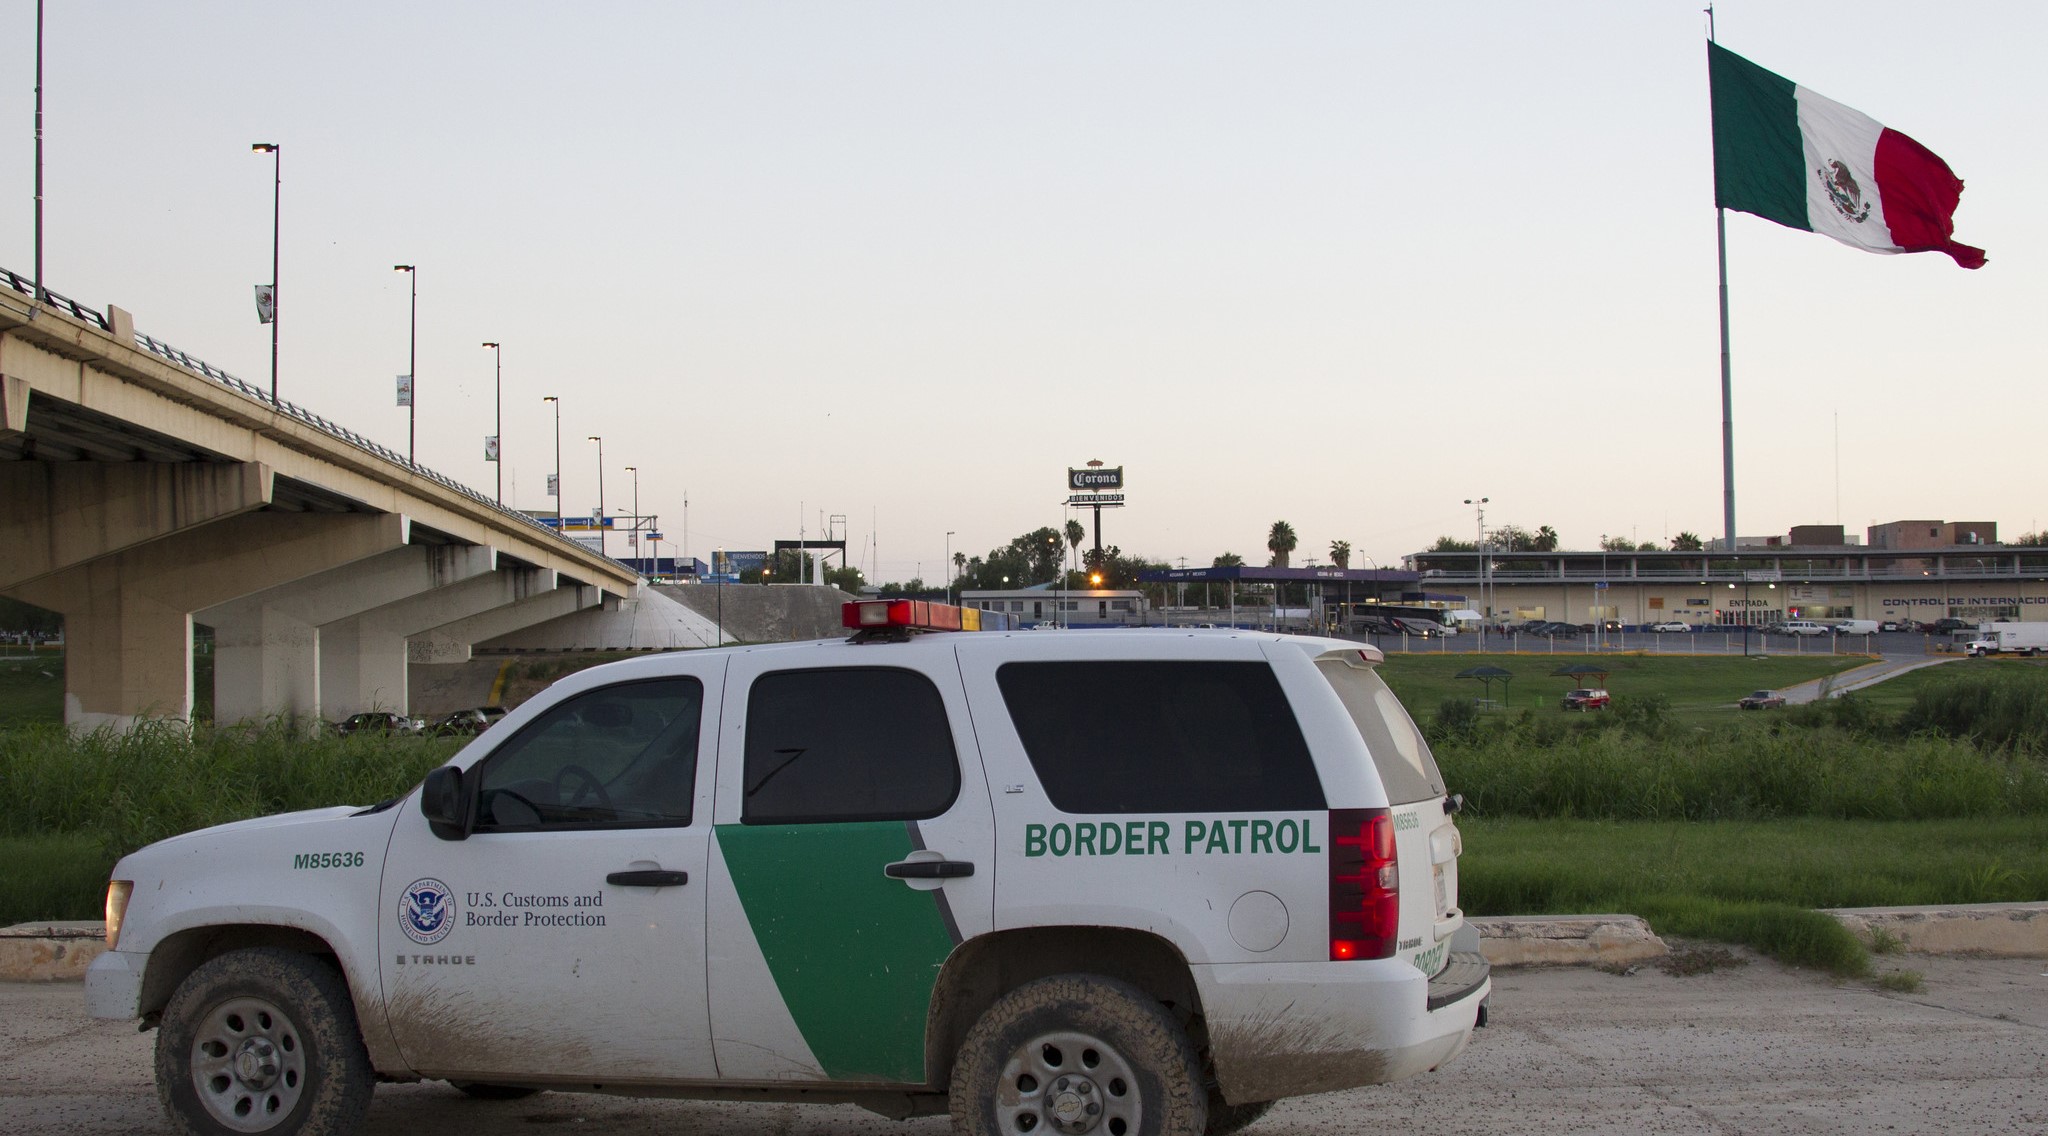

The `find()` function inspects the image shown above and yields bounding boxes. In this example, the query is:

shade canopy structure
[1455,664,1515,707]
[1550,663,1610,686]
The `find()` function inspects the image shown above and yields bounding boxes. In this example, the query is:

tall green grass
[1436,725,2048,821]
[0,720,458,854]
[0,834,113,924]
[1429,669,2048,821]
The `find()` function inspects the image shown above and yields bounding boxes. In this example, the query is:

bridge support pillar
[407,577,596,664]
[319,566,561,719]
[8,513,409,731]
[0,462,274,591]
[198,545,497,725]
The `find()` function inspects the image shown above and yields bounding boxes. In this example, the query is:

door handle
[606,869,689,887]
[884,859,974,879]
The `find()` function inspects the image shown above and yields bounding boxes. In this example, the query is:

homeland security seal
[398,877,456,945]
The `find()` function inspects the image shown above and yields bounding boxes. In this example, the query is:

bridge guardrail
[3,267,626,571]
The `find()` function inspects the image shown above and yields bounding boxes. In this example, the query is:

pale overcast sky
[6,2,2039,582]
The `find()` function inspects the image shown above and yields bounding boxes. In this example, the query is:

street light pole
[393,265,416,463]
[542,396,561,530]
[625,465,639,567]
[481,342,502,503]
[34,0,45,304]
[252,143,281,401]
[1464,496,1489,624]
[945,531,955,605]
[588,436,606,558]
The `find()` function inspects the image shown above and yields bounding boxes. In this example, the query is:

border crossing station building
[1401,520,2047,628]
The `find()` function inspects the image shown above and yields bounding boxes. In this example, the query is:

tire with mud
[155,947,374,1136]
[950,974,1206,1136]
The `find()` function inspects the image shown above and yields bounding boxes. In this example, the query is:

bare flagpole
[1709,5,1737,553]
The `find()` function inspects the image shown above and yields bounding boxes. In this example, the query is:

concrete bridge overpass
[0,268,641,730]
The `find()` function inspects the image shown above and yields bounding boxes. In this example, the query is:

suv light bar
[842,599,1014,634]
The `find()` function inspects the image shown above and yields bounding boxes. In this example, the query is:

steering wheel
[553,765,616,816]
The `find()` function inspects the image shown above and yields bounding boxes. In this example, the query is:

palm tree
[1266,521,1297,568]
[1328,540,1351,569]
[1533,525,1559,552]
[1671,532,1705,551]
[1065,519,1086,572]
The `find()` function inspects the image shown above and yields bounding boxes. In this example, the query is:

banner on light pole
[396,375,413,407]
[254,284,276,324]
[484,435,499,461]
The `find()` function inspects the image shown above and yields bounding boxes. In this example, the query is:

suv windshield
[1314,654,1446,803]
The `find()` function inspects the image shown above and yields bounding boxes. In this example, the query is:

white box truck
[1966,622,2048,656]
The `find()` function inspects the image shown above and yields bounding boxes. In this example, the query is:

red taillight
[1328,807,1399,961]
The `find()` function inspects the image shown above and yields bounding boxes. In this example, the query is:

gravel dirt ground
[4,947,2043,1135]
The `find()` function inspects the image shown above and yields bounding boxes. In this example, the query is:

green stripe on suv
[716,822,956,1083]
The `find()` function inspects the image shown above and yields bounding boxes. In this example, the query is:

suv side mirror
[421,765,470,841]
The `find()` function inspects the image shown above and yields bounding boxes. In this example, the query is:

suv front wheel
[155,947,373,1136]
[951,974,1207,1136]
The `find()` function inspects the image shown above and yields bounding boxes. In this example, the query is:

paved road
[6,949,2043,1135]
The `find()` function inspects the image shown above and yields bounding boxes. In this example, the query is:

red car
[1738,689,1787,710]
[1561,688,1610,711]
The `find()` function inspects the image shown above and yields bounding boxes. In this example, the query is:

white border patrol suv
[89,600,1489,1136]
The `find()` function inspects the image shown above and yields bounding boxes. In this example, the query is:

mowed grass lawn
[1376,650,1872,721]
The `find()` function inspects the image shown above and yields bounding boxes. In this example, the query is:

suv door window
[741,667,959,824]
[475,677,703,829]
[995,660,1326,812]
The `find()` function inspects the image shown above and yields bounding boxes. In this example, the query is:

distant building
[961,587,1148,627]
[1868,519,1997,549]
[1403,518,2045,627]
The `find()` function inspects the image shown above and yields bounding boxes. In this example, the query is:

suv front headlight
[104,880,133,949]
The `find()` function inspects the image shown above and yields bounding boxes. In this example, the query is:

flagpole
[1707,6,1737,553]
[1717,207,1736,553]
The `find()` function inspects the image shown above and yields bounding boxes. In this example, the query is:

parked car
[1738,689,1786,710]
[333,711,424,737]
[1561,688,1611,711]
[1536,622,1585,638]
[1929,617,1976,634]
[1879,620,1907,633]
[428,706,508,737]
[1647,621,1691,633]
[1777,621,1831,637]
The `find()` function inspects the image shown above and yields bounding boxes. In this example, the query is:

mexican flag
[1708,42,1985,269]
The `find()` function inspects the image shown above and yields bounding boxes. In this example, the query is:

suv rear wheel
[951,974,1206,1136]
[155,947,372,1136]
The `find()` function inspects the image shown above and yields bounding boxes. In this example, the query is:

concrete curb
[1826,902,2048,958]
[0,921,106,982]
[1468,914,1669,967]
[8,905,2045,981]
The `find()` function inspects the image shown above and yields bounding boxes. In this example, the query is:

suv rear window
[996,660,1326,813]
[1314,656,1446,804]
